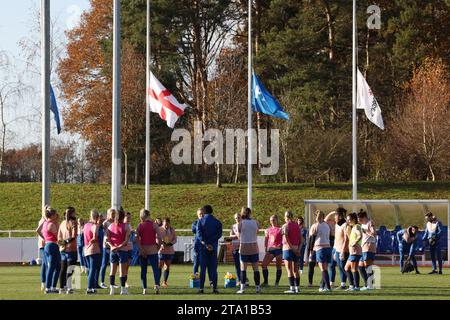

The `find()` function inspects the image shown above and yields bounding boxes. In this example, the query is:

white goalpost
[304,199,450,266]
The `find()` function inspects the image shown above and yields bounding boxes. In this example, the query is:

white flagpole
[111,0,122,210]
[145,0,151,210]
[352,0,358,200]
[41,0,50,209]
[247,0,253,209]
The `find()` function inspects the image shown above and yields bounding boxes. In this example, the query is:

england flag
[148,72,187,128]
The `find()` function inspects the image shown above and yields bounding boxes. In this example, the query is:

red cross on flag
[148,72,187,128]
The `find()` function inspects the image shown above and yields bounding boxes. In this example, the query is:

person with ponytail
[158,218,177,288]
[137,209,162,295]
[282,211,302,294]
[344,212,363,292]
[357,209,377,290]
[57,207,78,294]
[236,207,261,294]
[100,208,115,289]
[36,207,48,291]
[106,209,131,295]
[36,207,61,294]
[325,208,349,290]
[309,210,332,293]
[261,215,283,287]
[83,210,102,294]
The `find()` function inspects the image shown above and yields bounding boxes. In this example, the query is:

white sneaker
[120,287,128,295]
[66,288,74,294]
[255,286,261,294]
[59,288,66,294]
[345,286,355,291]
[109,286,115,295]
[347,287,360,292]
[294,287,300,294]
[284,289,296,294]
[318,288,324,292]
[100,283,108,289]
[143,289,147,295]
[236,289,245,294]
[321,288,331,293]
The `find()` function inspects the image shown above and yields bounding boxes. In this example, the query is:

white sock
[290,286,294,291]
[240,283,245,291]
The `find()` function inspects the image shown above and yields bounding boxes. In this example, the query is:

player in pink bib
[106,209,130,295]
[36,207,61,294]
[261,215,283,287]
[136,209,162,295]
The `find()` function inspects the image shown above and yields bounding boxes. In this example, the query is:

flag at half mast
[148,72,187,128]
[357,68,384,130]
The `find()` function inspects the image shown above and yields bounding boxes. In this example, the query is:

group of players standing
[36,203,444,295]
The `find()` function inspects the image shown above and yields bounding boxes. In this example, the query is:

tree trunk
[284,151,288,184]
[0,96,5,176]
[216,163,222,188]
[428,164,435,182]
[234,162,239,184]
[134,157,139,184]
[322,0,334,62]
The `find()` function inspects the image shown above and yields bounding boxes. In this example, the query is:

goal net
[304,199,449,266]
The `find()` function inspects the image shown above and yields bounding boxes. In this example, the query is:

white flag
[357,68,384,130]
[148,72,187,128]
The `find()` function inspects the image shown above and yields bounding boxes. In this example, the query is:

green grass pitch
[1,265,449,300]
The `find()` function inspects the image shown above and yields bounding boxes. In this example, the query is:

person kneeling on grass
[236,207,261,294]
[397,226,420,274]
[107,209,131,295]
[344,212,363,292]
[309,210,332,293]
[158,218,177,288]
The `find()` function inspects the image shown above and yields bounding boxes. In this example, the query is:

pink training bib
[109,222,126,247]
[266,226,283,248]
[43,221,57,243]
[137,221,157,246]
[83,222,94,246]
[287,221,301,246]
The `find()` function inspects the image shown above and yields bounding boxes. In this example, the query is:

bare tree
[390,58,450,181]
[0,53,27,176]
[209,47,247,187]
[275,89,301,183]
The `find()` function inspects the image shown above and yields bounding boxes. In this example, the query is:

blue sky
[0,0,91,63]
[0,0,91,147]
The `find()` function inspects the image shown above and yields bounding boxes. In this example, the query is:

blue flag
[50,85,62,135]
[252,71,289,120]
